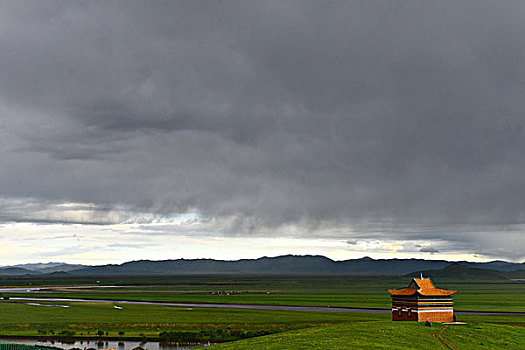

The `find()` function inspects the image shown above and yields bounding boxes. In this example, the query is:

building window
[397,308,402,317]
[407,308,412,318]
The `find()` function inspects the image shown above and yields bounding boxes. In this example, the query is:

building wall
[391,309,454,322]
[417,311,454,323]
[392,309,417,321]
[391,294,454,323]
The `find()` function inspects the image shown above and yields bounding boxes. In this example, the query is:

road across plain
[7,296,525,316]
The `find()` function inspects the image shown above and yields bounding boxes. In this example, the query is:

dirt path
[433,325,460,350]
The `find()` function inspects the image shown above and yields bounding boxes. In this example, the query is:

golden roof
[387,278,457,296]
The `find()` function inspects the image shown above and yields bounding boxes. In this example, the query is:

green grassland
[2,275,525,312]
[0,300,385,338]
[2,275,524,295]
[0,275,524,348]
[208,322,525,350]
[6,290,525,313]
[1,300,523,346]
[5,287,525,312]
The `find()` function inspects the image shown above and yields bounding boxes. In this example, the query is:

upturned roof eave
[387,288,457,296]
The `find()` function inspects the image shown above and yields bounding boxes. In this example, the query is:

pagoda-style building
[387,275,457,322]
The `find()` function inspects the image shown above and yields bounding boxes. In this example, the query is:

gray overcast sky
[0,1,524,263]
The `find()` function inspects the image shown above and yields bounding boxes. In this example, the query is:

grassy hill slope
[3,256,523,276]
[209,321,525,350]
[209,322,439,349]
[444,323,525,349]
[406,263,508,280]
[70,255,518,276]
[0,267,40,275]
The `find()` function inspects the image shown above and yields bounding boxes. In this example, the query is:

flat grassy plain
[0,275,524,348]
[6,290,525,312]
[3,275,524,312]
[0,301,382,338]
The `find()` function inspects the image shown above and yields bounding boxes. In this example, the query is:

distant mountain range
[0,262,87,275]
[406,263,511,280]
[0,267,42,275]
[1,255,523,277]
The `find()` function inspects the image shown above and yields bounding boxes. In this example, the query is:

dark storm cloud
[0,1,524,259]
[419,246,439,254]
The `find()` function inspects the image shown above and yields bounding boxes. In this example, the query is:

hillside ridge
[2,255,523,277]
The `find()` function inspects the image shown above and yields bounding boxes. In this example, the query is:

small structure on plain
[387,274,457,322]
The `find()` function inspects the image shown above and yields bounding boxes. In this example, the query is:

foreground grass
[209,322,440,349]
[443,322,525,349]
[0,300,523,344]
[209,321,525,350]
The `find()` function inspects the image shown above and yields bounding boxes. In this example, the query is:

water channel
[0,339,210,350]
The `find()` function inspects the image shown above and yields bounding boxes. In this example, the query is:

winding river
[2,285,524,315]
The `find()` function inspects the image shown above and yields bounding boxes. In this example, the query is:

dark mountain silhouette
[38,264,87,273]
[504,269,525,279]
[0,267,41,275]
[46,271,72,277]
[405,263,508,280]
[71,255,338,275]
[10,262,88,273]
[460,260,525,272]
[2,255,522,277]
[67,255,523,276]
